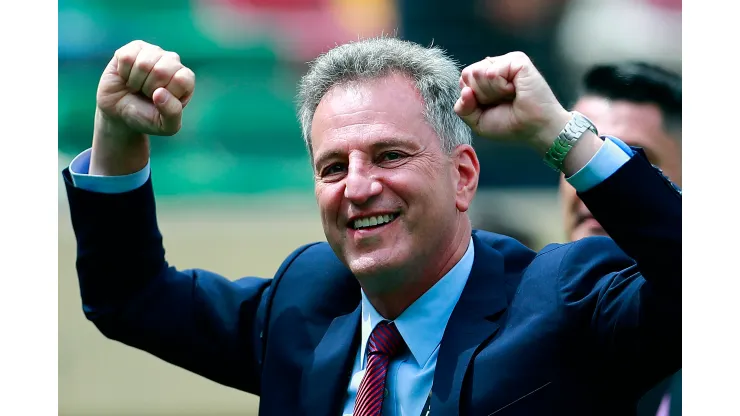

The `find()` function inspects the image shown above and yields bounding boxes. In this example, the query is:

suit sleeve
[557,148,681,395]
[63,167,304,395]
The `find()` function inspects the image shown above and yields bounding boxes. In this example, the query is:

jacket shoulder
[269,241,359,316]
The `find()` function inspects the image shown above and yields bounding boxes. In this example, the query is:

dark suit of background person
[62,39,681,415]
[559,62,683,416]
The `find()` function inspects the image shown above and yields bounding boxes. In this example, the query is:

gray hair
[296,36,472,158]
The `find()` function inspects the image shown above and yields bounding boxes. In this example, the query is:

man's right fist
[96,40,195,137]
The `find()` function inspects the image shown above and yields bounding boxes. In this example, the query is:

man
[559,62,682,416]
[62,38,681,415]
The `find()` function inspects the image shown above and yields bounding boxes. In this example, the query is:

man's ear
[452,144,480,212]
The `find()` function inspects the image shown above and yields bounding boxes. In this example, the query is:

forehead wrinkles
[325,122,404,148]
[319,74,428,124]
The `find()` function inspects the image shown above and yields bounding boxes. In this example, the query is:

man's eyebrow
[370,138,416,151]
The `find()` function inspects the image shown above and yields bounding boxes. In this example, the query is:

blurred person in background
[62,38,681,415]
[559,62,682,416]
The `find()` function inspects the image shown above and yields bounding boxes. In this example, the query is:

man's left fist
[454,51,571,153]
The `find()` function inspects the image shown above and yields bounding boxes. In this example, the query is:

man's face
[560,96,682,241]
[311,73,476,290]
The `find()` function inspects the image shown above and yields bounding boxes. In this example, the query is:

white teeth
[353,214,396,229]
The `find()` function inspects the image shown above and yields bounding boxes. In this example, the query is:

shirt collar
[360,237,475,367]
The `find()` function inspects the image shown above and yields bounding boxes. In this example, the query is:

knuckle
[151,65,171,80]
[185,67,196,81]
[164,51,180,62]
[145,44,164,55]
[116,40,146,56]
[117,52,136,66]
[510,51,530,63]
[174,67,195,85]
[134,57,156,72]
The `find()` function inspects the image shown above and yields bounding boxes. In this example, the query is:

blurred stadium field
[59,192,327,416]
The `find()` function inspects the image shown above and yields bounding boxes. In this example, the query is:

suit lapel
[301,303,362,416]
[431,235,510,415]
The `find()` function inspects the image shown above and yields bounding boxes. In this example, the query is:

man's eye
[322,164,346,176]
[379,151,405,163]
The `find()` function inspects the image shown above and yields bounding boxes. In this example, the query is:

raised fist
[454,51,569,151]
[96,40,195,137]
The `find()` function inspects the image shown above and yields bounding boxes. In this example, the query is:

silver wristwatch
[543,112,599,172]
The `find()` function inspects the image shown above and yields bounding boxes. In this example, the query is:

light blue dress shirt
[67,136,633,416]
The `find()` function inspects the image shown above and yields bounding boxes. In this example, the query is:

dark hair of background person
[577,62,682,135]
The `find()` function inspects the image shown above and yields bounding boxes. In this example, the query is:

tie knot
[367,321,404,357]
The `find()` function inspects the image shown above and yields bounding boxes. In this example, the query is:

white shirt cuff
[566,136,632,192]
[69,148,151,194]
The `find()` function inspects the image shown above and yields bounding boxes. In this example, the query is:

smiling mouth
[349,213,399,230]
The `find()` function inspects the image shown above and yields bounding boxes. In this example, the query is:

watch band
[543,111,599,171]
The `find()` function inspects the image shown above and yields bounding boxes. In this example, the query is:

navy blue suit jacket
[63,149,681,415]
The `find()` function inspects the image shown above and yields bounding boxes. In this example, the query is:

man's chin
[348,254,392,276]
[346,251,406,285]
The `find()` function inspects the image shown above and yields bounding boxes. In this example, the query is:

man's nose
[344,160,382,205]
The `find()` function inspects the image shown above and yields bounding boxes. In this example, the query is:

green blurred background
[58,0,681,414]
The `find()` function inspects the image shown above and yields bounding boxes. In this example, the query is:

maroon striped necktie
[354,321,405,416]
